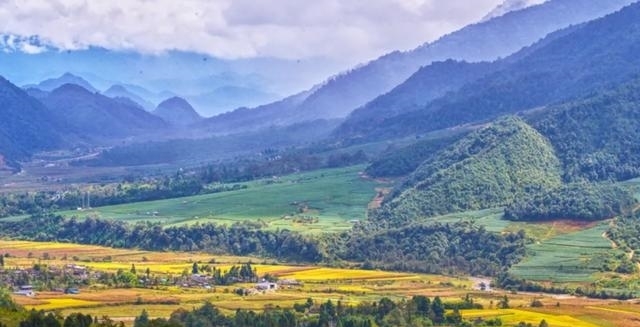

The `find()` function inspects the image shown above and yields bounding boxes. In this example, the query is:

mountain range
[337,1,640,142]
[196,0,636,134]
[1,0,639,173]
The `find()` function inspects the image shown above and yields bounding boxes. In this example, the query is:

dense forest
[608,213,640,259]
[374,117,562,226]
[529,79,640,183]
[364,133,466,178]
[504,183,637,221]
[344,221,527,276]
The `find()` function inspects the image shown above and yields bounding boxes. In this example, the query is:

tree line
[0,215,324,263]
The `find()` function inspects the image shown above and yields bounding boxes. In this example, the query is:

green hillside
[375,117,562,225]
[530,78,640,182]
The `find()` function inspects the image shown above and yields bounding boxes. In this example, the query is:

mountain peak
[35,73,98,93]
[481,0,548,22]
[51,83,94,96]
[153,96,202,126]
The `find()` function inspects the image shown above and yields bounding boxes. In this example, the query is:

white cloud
[0,0,503,62]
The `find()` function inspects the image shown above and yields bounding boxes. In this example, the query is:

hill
[28,72,98,93]
[42,84,168,140]
[351,2,640,141]
[373,117,562,226]
[103,85,155,110]
[0,77,65,165]
[153,97,202,126]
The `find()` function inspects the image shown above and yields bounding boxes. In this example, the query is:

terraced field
[509,223,622,283]
[4,240,640,326]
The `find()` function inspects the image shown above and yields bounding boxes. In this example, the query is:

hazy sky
[0,0,509,64]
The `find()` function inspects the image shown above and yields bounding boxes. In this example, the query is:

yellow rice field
[4,239,640,326]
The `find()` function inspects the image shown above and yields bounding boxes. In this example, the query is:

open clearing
[55,166,386,233]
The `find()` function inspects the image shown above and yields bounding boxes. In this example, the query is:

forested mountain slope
[529,79,640,182]
[336,60,498,138]
[195,0,634,135]
[0,77,65,166]
[289,0,635,121]
[373,117,562,226]
[42,84,168,140]
[351,2,640,141]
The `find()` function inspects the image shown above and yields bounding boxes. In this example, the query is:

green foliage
[365,133,465,178]
[504,182,637,221]
[377,117,562,224]
[0,214,324,263]
[157,296,482,327]
[609,212,640,255]
[530,78,640,182]
[134,309,150,327]
[0,287,20,312]
[344,221,526,276]
[62,313,93,327]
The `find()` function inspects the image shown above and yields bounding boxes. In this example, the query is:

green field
[58,166,386,233]
[509,223,621,283]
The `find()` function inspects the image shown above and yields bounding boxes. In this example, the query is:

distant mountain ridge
[42,84,168,140]
[285,0,636,122]
[196,0,635,135]
[26,73,98,93]
[342,1,640,142]
[103,85,155,110]
[153,97,202,126]
[481,0,547,22]
[0,76,65,165]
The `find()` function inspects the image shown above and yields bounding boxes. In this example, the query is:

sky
[0,0,510,65]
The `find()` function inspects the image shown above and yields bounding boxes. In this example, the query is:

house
[65,287,80,294]
[14,285,35,297]
[256,282,278,291]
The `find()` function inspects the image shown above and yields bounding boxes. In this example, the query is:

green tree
[130,264,137,274]
[134,309,149,327]
[63,313,93,327]
[498,295,510,309]
[192,262,199,275]
[539,319,549,327]
[0,287,20,311]
[430,297,445,324]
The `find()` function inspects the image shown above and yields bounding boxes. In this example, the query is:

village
[0,255,302,299]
